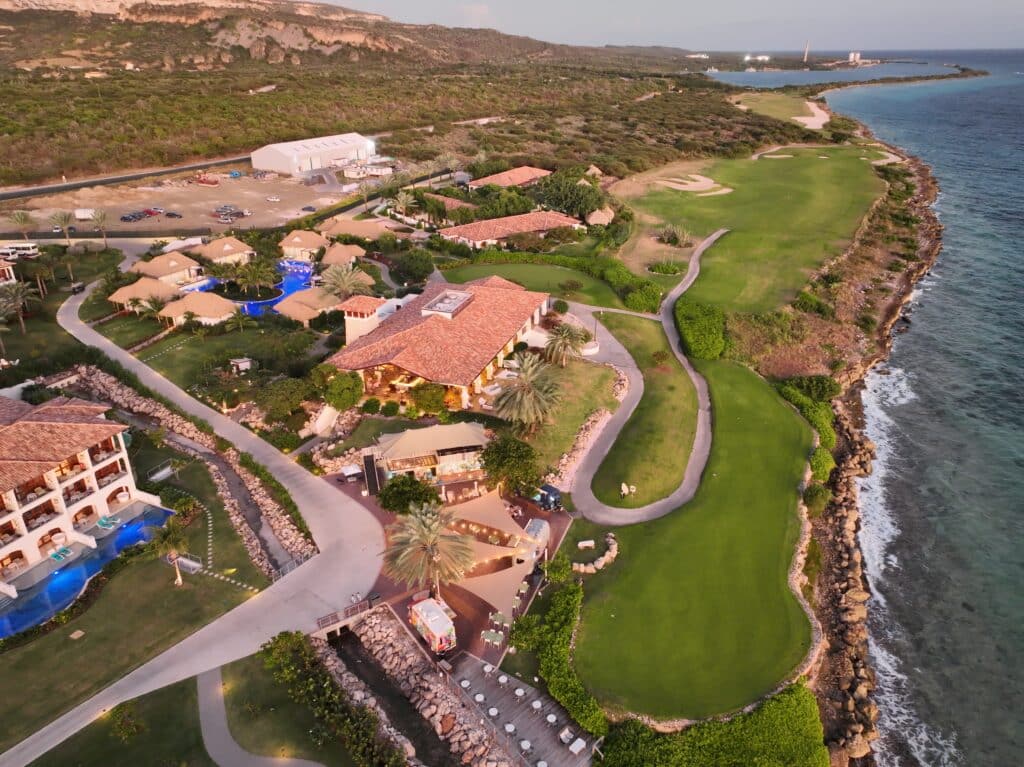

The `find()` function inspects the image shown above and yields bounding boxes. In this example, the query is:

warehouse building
[251,133,376,176]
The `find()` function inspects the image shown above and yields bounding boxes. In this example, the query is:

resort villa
[158,291,237,327]
[190,236,256,266]
[107,277,180,311]
[129,252,202,286]
[420,193,478,225]
[319,217,391,240]
[437,211,583,249]
[468,166,551,190]
[0,396,158,600]
[280,230,329,261]
[363,422,490,493]
[274,287,343,326]
[321,242,366,268]
[329,277,550,409]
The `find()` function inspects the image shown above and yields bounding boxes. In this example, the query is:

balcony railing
[16,484,55,505]
[97,470,127,488]
[24,509,60,532]
[63,486,93,506]
[0,527,22,547]
[89,449,119,466]
[56,464,87,485]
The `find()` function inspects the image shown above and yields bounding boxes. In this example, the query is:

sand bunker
[793,100,830,130]
[697,187,734,197]
[762,154,794,159]
[656,174,719,192]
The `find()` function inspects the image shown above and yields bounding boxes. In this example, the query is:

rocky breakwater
[310,637,423,766]
[353,608,515,767]
[814,402,880,765]
[312,409,365,474]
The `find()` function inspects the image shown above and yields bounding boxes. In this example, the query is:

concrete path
[0,279,386,767]
[197,668,324,767]
[364,257,400,290]
[569,228,728,525]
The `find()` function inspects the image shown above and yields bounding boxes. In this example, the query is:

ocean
[723,51,1024,766]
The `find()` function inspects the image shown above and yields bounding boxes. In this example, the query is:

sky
[337,0,1023,51]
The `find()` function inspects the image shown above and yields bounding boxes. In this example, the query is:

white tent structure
[251,133,377,176]
[458,558,534,617]
[449,491,524,538]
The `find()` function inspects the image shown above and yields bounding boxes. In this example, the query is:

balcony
[62,482,93,507]
[23,505,60,533]
[56,463,88,485]
[97,469,127,489]
[15,482,55,507]
[0,523,22,549]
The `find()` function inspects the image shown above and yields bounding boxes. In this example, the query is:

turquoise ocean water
[721,53,1024,766]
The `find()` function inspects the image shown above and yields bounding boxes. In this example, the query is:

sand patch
[656,174,719,192]
[762,154,794,159]
[871,150,904,166]
[793,100,830,130]
[697,187,734,197]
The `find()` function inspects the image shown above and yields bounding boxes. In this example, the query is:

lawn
[736,92,813,123]
[443,263,625,309]
[634,146,885,313]
[528,359,618,472]
[223,653,355,766]
[30,677,213,767]
[573,361,813,718]
[331,416,422,454]
[590,314,697,507]
[94,313,164,349]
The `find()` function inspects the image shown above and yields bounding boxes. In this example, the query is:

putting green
[573,360,813,718]
[635,146,885,313]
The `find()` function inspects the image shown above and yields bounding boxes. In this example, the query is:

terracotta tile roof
[328,280,548,387]
[159,291,237,320]
[437,211,581,245]
[129,253,200,279]
[423,193,478,211]
[191,236,254,262]
[318,218,390,239]
[322,243,365,266]
[339,295,387,315]
[275,287,341,323]
[280,229,328,252]
[469,166,551,189]
[0,396,125,493]
[107,277,180,306]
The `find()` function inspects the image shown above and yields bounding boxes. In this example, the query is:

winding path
[568,228,728,525]
[197,668,324,767]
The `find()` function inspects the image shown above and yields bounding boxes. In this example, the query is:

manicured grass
[135,327,314,389]
[223,654,356,766]
[331,416,421,454]
[591,314,697,507]
[94,314,164,349]
[528,360,618,472]
[444,263,625,309]
[30,677,213,767]
[634,147,885,313]
[573,361,813,718]
[736,92,812,122]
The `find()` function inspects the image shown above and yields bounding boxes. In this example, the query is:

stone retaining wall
[312,408,364,474]
[571,532,618,575]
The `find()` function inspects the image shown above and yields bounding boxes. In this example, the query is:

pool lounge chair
[49,550,65,562]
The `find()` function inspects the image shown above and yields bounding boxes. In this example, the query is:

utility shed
[251,133,377,176]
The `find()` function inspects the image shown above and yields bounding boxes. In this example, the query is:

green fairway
[635,147,885,313]
[443,263,625,308]
[223,654,355,766]
[94,314,164,349]
[736,92,813,123]
[574,361,812,718]
[591,313,697,507]
[30,678,213,767]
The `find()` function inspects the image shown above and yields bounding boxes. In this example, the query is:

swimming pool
[0,505,173,639]
[189,260,314,316]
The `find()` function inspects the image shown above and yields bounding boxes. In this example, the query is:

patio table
[546,713,557,726]
[531,700,542,713]
[504,723,516,735]
[488,707,499,718]
[474,693,485,704]
[514,688,525,701]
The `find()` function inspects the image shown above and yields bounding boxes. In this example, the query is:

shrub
[543,550,573,585]
[261,427,304,453]
[779,386,837,450]
[377,474,440,514]
[552,299,570,314]
[480,435,540,493]
[325,372,364,411]
[624,282,662,313]
[559,279,584,293]
[361,398,381,414]
[803,483,831,518]
[674,299,726,360]
[380,401,400,417]
[648,260,685,275]
[793,290,834,319]
[391,250,434,283]
[410,383,447,414]
[809,446,836,482]
[110,702,146,744]
[254,377,316,422]
[784,375,841,402]
[509,613,544,652]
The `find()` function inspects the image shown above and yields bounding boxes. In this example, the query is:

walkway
[0,279,386,767]
[568,228,728,525]
[197,668,324,767]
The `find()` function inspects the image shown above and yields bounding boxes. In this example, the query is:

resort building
[251,133,377,176]
[275,287,342,326]
[158,291,237,327]
[191,236,256,266]
[318,217,391,240]
[468,166,551,190]
[321,242,365,268]
[107,277,180,311]
[0,396,158,600]
[129,252,202,286]
[329,277,550,409]
[280,230,329,262]
[363,422,489,493]
[437,211,583,249]
[0,260,17,287]
[420,193,478,225]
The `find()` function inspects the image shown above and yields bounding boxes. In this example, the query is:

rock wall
[352,608,515,767]
[571,532,618,575]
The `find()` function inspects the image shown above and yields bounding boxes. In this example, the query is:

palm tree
[544,322,590,367]
[90,209,109,250]
[0,281,41,334]
[8,211,34,240]
[382,503,475,599]
[393,190,415,218]
[493,352,561,434]
[226,308,256,333]
[61,253,77,282]
[358,181,375,212]
[138,297,166,322]
[151,518,188,587]
[49,211,74,247]
[321,264,371,300]
[238,260,277,297]
[0,319,10,357]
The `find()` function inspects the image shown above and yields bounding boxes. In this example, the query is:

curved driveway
[0,282,385,767]
[569,228,728,525]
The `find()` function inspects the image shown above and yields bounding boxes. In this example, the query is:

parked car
[165,211,183,219]
[51,225,62,232]
[150,207,165,214]
[301,205,316,212]
[67,226,76,234]
[218,216,234,224]
[120,214,135,222]
[265,196,281,203]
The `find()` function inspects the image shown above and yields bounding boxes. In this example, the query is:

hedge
[601,682,829,767]
[803,483,831,518]
[779,386,837,450]
[809,446,836,482]
[673,298,726,360]
[536,584,608,736]
[784,375,841,402]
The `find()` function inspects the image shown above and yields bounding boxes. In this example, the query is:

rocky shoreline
[810,146,943,766]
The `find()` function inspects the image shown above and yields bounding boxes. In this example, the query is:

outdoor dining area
[451,654,593,767]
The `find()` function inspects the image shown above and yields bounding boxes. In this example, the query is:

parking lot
[6,165,354,233]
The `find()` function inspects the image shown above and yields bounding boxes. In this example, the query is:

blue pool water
[0,506,173,639]
[187,260,314,316]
